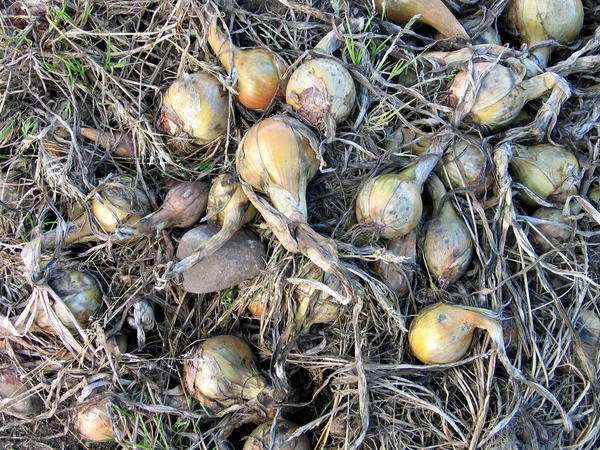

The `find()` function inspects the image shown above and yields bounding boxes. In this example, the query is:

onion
[35,269,103,334]
[0,367,43,417]
[510,143,581,206]
[294,266,341,333]
[355,156,439,240]
[507,0,584,69]
[447,62,564,129]
[590,184,600,206]
[168,173,256,276]
[237,116,353,303]
[529,207,575,252]
[207,16,287,111]
[243,420,311,450]
[80,127,136,158]
[156,71,229,144]
[74,396,114,442]
[183,335,270,414]
[576,310,600,363]
[408,303,504,364]
[374,0,469,39]
[126,299,155,350]
[113,181,209,241]
[286,58,356,137]
[371,230,417,297]
[423,174,473,287]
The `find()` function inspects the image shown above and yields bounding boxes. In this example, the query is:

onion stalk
[156,71,229,144]
[236,116,353,304]
[374,0,469,39]
[113,181,209,241]
[168,173,256,276]
[423,174,473,287]
[507,0,584,69]
[243,420,311,450]
[510,143,581,206]
[183,335,271,415]
[80,127,136,158]
[409,303,504,364]
[529,207,575,252]
[371,230,417,297]
[207,16,287,111]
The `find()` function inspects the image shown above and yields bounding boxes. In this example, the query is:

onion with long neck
[113,181,209,241]
[507,0,584,69]
[80,127,136,158]
[236,115,353,304]
[374,0,469,39]
[207,15,287,111]
[168,173,256,276]
[423,174,473,287]
[40,175,152,249]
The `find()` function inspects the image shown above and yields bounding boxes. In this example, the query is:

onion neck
[40,215,93,249]
[520,72,557,103]
[403,153,440,191]
[207,16,237,72]
[530,46,552,70]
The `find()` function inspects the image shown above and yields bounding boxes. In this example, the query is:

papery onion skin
[286,58,356,128]
[243,420,311,450]
[157,72,229,144]
[74,396,114,442]
[530,207,574,252]
[183,335,269,414]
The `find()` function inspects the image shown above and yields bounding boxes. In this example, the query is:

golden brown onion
[157,71,229,144]
[74,396,114,442]
[243,420,311,450]
[80,127,136,158]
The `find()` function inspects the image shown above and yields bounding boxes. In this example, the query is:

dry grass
[0,0,598,449]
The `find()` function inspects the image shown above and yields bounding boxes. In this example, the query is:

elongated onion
[510,143,581,205]
[157,71,229,144]
[507,0,583,69]
[35,269,103,334]
[74,396,114,442]
[80,127,136,158]
[183,335,270,414]
[355,156,439,240]
[530,207,575,252]
[243,420,311,450]
[41,175,152,248]
[447,62,564,129]
[114,181,209,241]
[409,303,504,364]
[286,58,356,136]
[374,0,469,39]
[237,116,353,303]
[207,16,287,111]
[168,173,256,276]
[371,231,417,297]
[423,175,473,287]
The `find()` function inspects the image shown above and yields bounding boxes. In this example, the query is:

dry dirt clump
[0,0,598,449]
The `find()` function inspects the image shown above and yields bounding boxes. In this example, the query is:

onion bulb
[0,368,43,416]
[207,16,287,111]
[576,310,600,363]
[507,0,584,69]
[590,184,600,206]
[113,181,209,241]
[374,0,469,39]
[409,303,504,364]
[74,396,114,442]
[41,175,152,248]
[371,230,417,297]
[243,420,311,450]
[156,71,229,144]
[529,207,575,252]
[447,62,563,129]
[355,156,439,240]
[183,335,270,414]
[35,269,103,334]
[423,174,473,287]
[80,127,136,158]
[294,266,341,333]
[510,143,581,206]
[286,58,356,136]
[168,173,256,276]
[237,116,353,303]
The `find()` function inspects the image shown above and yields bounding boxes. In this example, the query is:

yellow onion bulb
[183,335,269,414]
[510,144,581,206]
[157,71,229,144]
[286,58,356,130]
[207,17,287,111]
[36,269,103,333]
[423,175,473,287]
[374,0,469,39]
[408,303,503,364]
[243,420,311,450]
[74,396,114,442]
[576,310,600,362]
[530,207,575,252]
[371,230,417,297]
[507,0,583,69]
